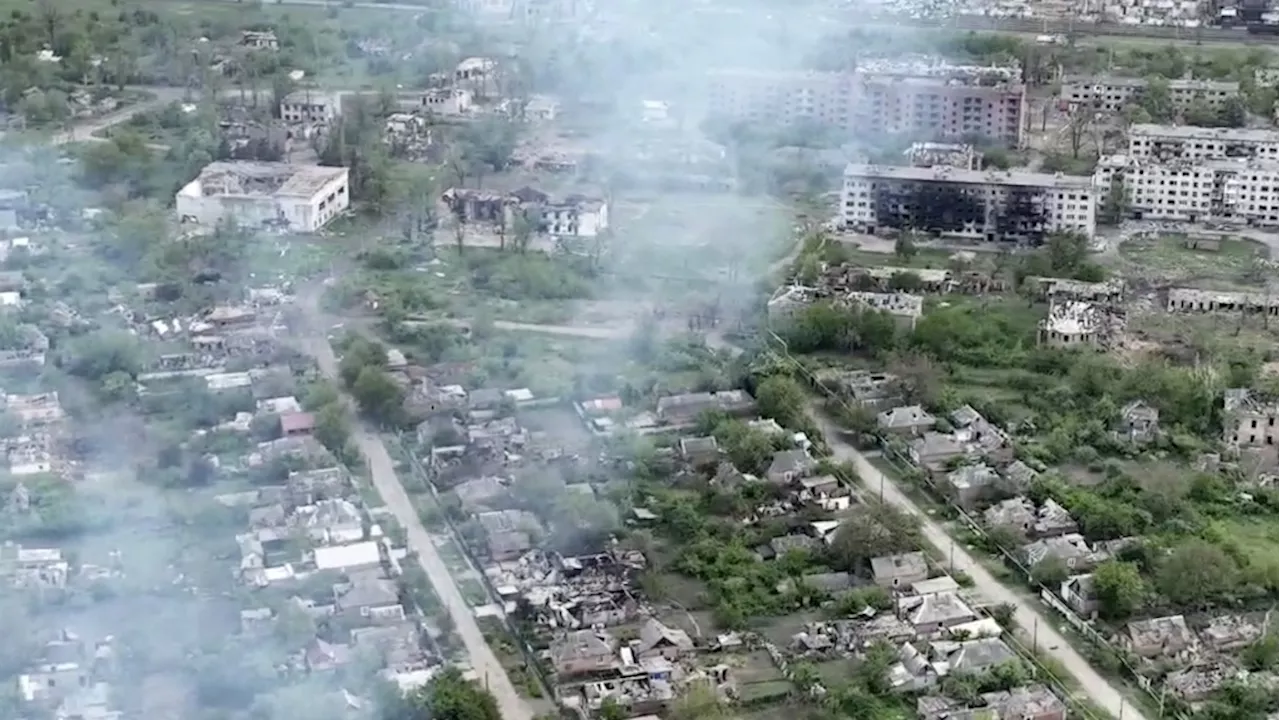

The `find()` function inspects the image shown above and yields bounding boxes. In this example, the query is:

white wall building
[543,197,608,237]
[279,91,342,123]
[420,88,474,117]
[1060,77,1239,113]
[1129,124,1278,163]
[708,58,1027,147]
[841,164,1096,242]
[176,162,350,233]
[1095,155,1279,226]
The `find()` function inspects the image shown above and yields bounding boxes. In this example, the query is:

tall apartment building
[707,58,1026,147]
[1095,155,1279,226]
[1128,124,1278,163]
[1060,76,1239,113]
[840,164,1096,243]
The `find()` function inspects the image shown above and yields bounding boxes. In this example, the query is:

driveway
[809,407,1148,720]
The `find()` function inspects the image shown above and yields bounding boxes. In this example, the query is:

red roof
[583,397,623,413]
[280,412,316,434]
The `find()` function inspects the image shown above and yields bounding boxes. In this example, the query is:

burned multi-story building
[707,57,1026,147]
[1129,124,1278,163]
[840,164,1096,243]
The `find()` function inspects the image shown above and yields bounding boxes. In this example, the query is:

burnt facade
[842,164,1095,242]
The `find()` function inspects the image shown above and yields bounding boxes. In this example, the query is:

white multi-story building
[1095,155,1279,226]
[420,88,474,117]
[841,164,1096,243]
[1060,76,1239,113]
[1129,124,1278,163]
[707,58,1027,147]
[176,162,350,233]
[279,91,342,124]
[542,196,608,237]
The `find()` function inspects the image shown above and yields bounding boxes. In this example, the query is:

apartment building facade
[1129,124,1278,163]
[707,58,1026,147]
[840,164,1096,243]
[1060,77,1239,113]
[1095,155,1279,226]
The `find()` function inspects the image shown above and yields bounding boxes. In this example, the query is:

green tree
[1092,560,1145,620]
[1139,77,1174,122]
[1156,540,1239,610]
[829,504,922,572]
[893,233,917,261]
[1217,95,1247,128]
[313,403,351,455]
[403,666,501,720]
[1029,556,1069,588]
[351,367,405,426]
[1100,176,1129,225]
[754,374,809,429]
[599,696,627,720]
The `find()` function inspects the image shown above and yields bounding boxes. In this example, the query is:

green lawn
[1115,234,1271,290]
[1218,517,1280,573]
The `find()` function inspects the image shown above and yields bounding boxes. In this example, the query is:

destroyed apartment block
[441,186,610,238]
[1166,287,1278,316]
[905,142,983,170]
[1028,276,1124,304]
[767,283,923,325]
[1222,387,1277,448]
[1037,300,1125,350]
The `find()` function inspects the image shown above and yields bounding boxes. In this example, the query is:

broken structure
[176,162,350,232]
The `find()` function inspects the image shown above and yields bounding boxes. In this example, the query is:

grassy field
[1115,234,1273,290]
[1217,517,1280,575]
[1125,310,1278,364]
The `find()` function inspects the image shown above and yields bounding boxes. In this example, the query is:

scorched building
[840,164,1096,243]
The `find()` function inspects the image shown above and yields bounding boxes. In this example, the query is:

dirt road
[297,310,532,719]
[809,407,1148,720]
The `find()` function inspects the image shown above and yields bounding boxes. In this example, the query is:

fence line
[394,434,557,698]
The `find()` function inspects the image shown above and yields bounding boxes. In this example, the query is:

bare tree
[1066,106,1091,159]
[453,219,466,255]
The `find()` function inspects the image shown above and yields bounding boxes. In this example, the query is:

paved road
[299,317,533,720]
[809,408,1148,720]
